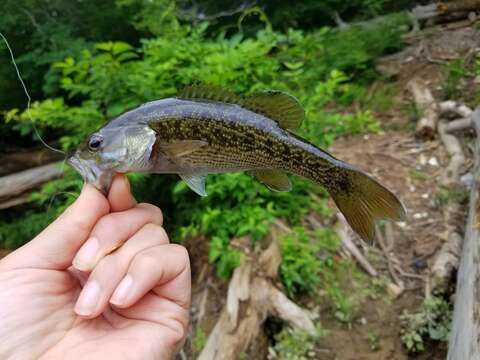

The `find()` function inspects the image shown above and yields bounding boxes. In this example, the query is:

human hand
[0,175,191,360]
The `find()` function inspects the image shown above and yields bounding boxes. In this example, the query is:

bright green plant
[192,327,208,354]
[400,295,452,353]
[269,325,328,360]
[434,185,469,206]
[279,226,339,297]
[443,59,468,99]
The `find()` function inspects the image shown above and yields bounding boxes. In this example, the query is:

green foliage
[321,260,386,323]
[434,185,469,206]
[400,295,452,353]
[269,325,328,360]
[280,227,338,297]
[207,236,242,279]
[2,12,406,281]
[443,59,468,99]
[192,327,207,354]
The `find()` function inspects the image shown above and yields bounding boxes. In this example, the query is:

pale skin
[0,175,191,360]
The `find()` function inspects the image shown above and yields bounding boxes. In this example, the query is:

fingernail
[75,280,101,316]
[110,274,133,306]
[73,237,99,271]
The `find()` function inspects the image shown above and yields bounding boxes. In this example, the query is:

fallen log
[198,228,315,360]
[407,79,439,139]
[0,162,64,208]
[447,107,480,359]
[411,1,480,22]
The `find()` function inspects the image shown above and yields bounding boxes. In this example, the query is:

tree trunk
[447,107,480,359]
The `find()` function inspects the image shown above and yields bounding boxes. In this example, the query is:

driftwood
[198,228,315,360]
[407,79,439,139]
[447,107,480,359]
[0,162,63,208]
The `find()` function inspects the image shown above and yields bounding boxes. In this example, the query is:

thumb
[0,184,110,271]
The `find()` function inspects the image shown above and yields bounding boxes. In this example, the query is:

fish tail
[325,165,406,241]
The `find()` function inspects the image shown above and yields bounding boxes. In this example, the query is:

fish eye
[88,135,104,151]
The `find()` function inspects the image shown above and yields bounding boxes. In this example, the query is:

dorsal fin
[177,84,244,105]
[244,91,304,129]
[178,85,305,129]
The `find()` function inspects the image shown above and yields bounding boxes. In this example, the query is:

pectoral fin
[249,170,292,192]
[180,174,207,196]
[159,140,207,157]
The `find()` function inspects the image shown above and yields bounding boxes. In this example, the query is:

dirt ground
[182,22,480,359]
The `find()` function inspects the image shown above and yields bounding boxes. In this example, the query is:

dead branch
[438,121,466,186]
[445,118,473,133]
[333,214,378,277]
[430,232,463,290]
[376,225,405,290]
[439,101,473,119]
[407,79,439,139]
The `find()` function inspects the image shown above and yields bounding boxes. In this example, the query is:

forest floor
[183,22,479,359]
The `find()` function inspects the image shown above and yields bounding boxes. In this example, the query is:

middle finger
[72,203,163,271]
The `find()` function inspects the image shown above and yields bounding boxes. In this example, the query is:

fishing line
[0,31,66,155]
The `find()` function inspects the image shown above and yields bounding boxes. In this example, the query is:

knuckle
[171,244,190,263]
[138,203,163,224]
[143,223,169,244]
[94,215,119,235]
[135,251,159,269]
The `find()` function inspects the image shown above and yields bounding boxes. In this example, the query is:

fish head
[68,125,157,193]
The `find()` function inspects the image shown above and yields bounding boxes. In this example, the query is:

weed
[367,331,380,351]
[443,59,468,99]
[268,325,328,360]
[409,168,428,182]
[280,227,339,298]
[434,185,469,206]
[192,327,207,354]
[400,294,452,353]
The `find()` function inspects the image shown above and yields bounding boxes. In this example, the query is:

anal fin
[180,174,207,197]
[249,170,292,192]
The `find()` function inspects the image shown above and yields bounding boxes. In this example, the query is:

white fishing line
[0,31,65,155]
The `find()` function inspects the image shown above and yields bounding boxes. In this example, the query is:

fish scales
[69,88,405,241]
[147,100,338,178]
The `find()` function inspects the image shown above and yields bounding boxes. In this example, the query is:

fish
[68,85,406,241]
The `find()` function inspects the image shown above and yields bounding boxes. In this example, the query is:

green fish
[68,85,405,240]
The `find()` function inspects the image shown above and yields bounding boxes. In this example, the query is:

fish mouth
[68,153,114,194]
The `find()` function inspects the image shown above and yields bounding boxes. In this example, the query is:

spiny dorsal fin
[178,84,243,105]
[249,170,292,192]
[178,85,305,130]
[244,91,304,129]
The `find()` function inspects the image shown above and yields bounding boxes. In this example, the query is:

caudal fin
[329,168,406,241]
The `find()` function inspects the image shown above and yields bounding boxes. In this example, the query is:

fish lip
[68,153,113,194]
